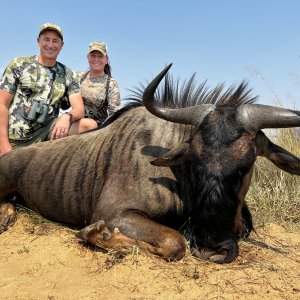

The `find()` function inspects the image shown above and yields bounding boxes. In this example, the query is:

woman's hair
[104,60,112,77]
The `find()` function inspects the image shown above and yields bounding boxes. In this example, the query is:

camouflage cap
[88,41,108,56]
[39,23,63,40]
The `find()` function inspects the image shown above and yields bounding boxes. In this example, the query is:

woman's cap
[39,23,63,40]
[88,41,108,55]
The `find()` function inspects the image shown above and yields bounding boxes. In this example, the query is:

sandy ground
[0,212,299,300]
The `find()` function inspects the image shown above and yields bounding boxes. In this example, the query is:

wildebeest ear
[150,143,189,167]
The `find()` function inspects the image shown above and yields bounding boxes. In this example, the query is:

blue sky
[1,0,299,109]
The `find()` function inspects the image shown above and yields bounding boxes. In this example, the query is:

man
[0,22,97,156]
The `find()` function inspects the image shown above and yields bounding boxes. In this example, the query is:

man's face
[37,31,64,60]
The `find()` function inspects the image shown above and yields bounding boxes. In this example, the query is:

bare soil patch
[0,213,299,300]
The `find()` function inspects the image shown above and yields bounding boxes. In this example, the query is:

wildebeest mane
[125,73,258,108]
[98,102,141,129]
[99,72,258,130]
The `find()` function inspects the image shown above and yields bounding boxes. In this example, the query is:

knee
[160,233,186,261]
[79,118,98,133]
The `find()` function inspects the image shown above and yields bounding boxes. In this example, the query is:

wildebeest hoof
[209,251,228,263]
[76,220,111,241]
[191,247,228,264]
[102,229,111,241]
[0,203,17,233]
[0,224,8,234]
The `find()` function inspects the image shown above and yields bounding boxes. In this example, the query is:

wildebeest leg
[76,220,163,255]
[77,212,186,260]
[256,131,300,175]
[0,155,19,233]
[0,203,17,233]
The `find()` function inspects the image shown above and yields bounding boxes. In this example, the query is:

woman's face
[88,51,108,72]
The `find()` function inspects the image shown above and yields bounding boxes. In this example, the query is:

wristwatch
[64,112,73,123]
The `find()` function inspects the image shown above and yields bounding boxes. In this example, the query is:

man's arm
[50,92,85,140]
[0,89,14,155]
[67,92,85,122]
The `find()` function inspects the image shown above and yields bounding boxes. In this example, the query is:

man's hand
[51,113,72,140]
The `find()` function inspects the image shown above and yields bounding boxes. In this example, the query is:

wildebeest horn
[237,104,300,132]
[143,64,215,126]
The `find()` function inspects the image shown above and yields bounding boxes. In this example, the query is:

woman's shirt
[78,72,120,124]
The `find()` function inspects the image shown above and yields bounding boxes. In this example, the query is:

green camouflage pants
[10,118,57,148]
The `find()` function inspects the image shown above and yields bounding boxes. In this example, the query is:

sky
[0,0,300,109]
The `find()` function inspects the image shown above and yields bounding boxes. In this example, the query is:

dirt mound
[0,214,299,300]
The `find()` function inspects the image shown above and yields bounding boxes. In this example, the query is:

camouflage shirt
[78,72,120,124]
[0,56,80,141]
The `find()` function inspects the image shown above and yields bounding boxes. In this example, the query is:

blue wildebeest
[0,64,299,263]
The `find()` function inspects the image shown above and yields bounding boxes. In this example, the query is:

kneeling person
[0,22,97,156]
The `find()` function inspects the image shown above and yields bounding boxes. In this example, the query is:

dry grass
[247,128,300,232]
[245,67,299,232]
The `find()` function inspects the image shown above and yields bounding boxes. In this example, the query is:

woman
[78,41,120,125]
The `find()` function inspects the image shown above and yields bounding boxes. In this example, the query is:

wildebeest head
[142,64,300,263]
